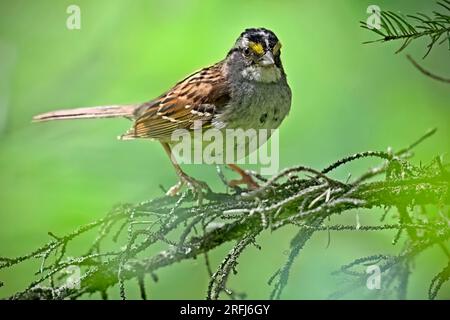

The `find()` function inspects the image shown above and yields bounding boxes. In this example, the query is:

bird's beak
[258,51,275,67]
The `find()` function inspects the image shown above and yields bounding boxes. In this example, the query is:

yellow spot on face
[249,41,264,55]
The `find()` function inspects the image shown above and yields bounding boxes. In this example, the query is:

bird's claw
[166,174,210,205]
[228,172,259,191]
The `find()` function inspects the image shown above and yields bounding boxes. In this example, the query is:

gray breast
[213,79,292,131]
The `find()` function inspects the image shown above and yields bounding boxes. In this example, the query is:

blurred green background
[0,0,449,299]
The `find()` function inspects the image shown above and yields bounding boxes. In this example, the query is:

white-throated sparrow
[33,28,292,199]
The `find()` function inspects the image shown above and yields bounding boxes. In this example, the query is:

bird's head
[228,28,284,82]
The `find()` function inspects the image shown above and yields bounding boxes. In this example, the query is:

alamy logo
[65,265,81,290]
[169,121,280,175]
[366,264,381,290]
[66,5,81,30]
[366,5,382,30]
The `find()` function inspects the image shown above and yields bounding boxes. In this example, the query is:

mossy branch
[1,129,449,300]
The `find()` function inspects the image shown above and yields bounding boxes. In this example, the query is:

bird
[33,28,292,200]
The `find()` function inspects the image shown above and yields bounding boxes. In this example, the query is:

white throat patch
[241,65,281,83]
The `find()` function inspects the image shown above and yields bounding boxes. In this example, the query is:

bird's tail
[32,105,138,122]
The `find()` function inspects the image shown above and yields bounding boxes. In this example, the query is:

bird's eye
[243,47,251,56]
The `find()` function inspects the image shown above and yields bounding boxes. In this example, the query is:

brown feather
[120,61,231,141]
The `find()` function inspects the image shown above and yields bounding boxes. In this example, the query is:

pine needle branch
[361,1,450,57]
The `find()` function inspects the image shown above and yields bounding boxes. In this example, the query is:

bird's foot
[228,171,259,191]
[166,173,210,204]
[166,181,184,197]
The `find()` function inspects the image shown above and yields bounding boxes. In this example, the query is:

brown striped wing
[122,62,230,141]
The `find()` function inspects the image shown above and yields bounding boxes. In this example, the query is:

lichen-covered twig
[1,129,449,300]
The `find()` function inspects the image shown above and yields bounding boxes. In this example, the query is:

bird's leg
[161,142,210,202]
[227,164,259,190]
